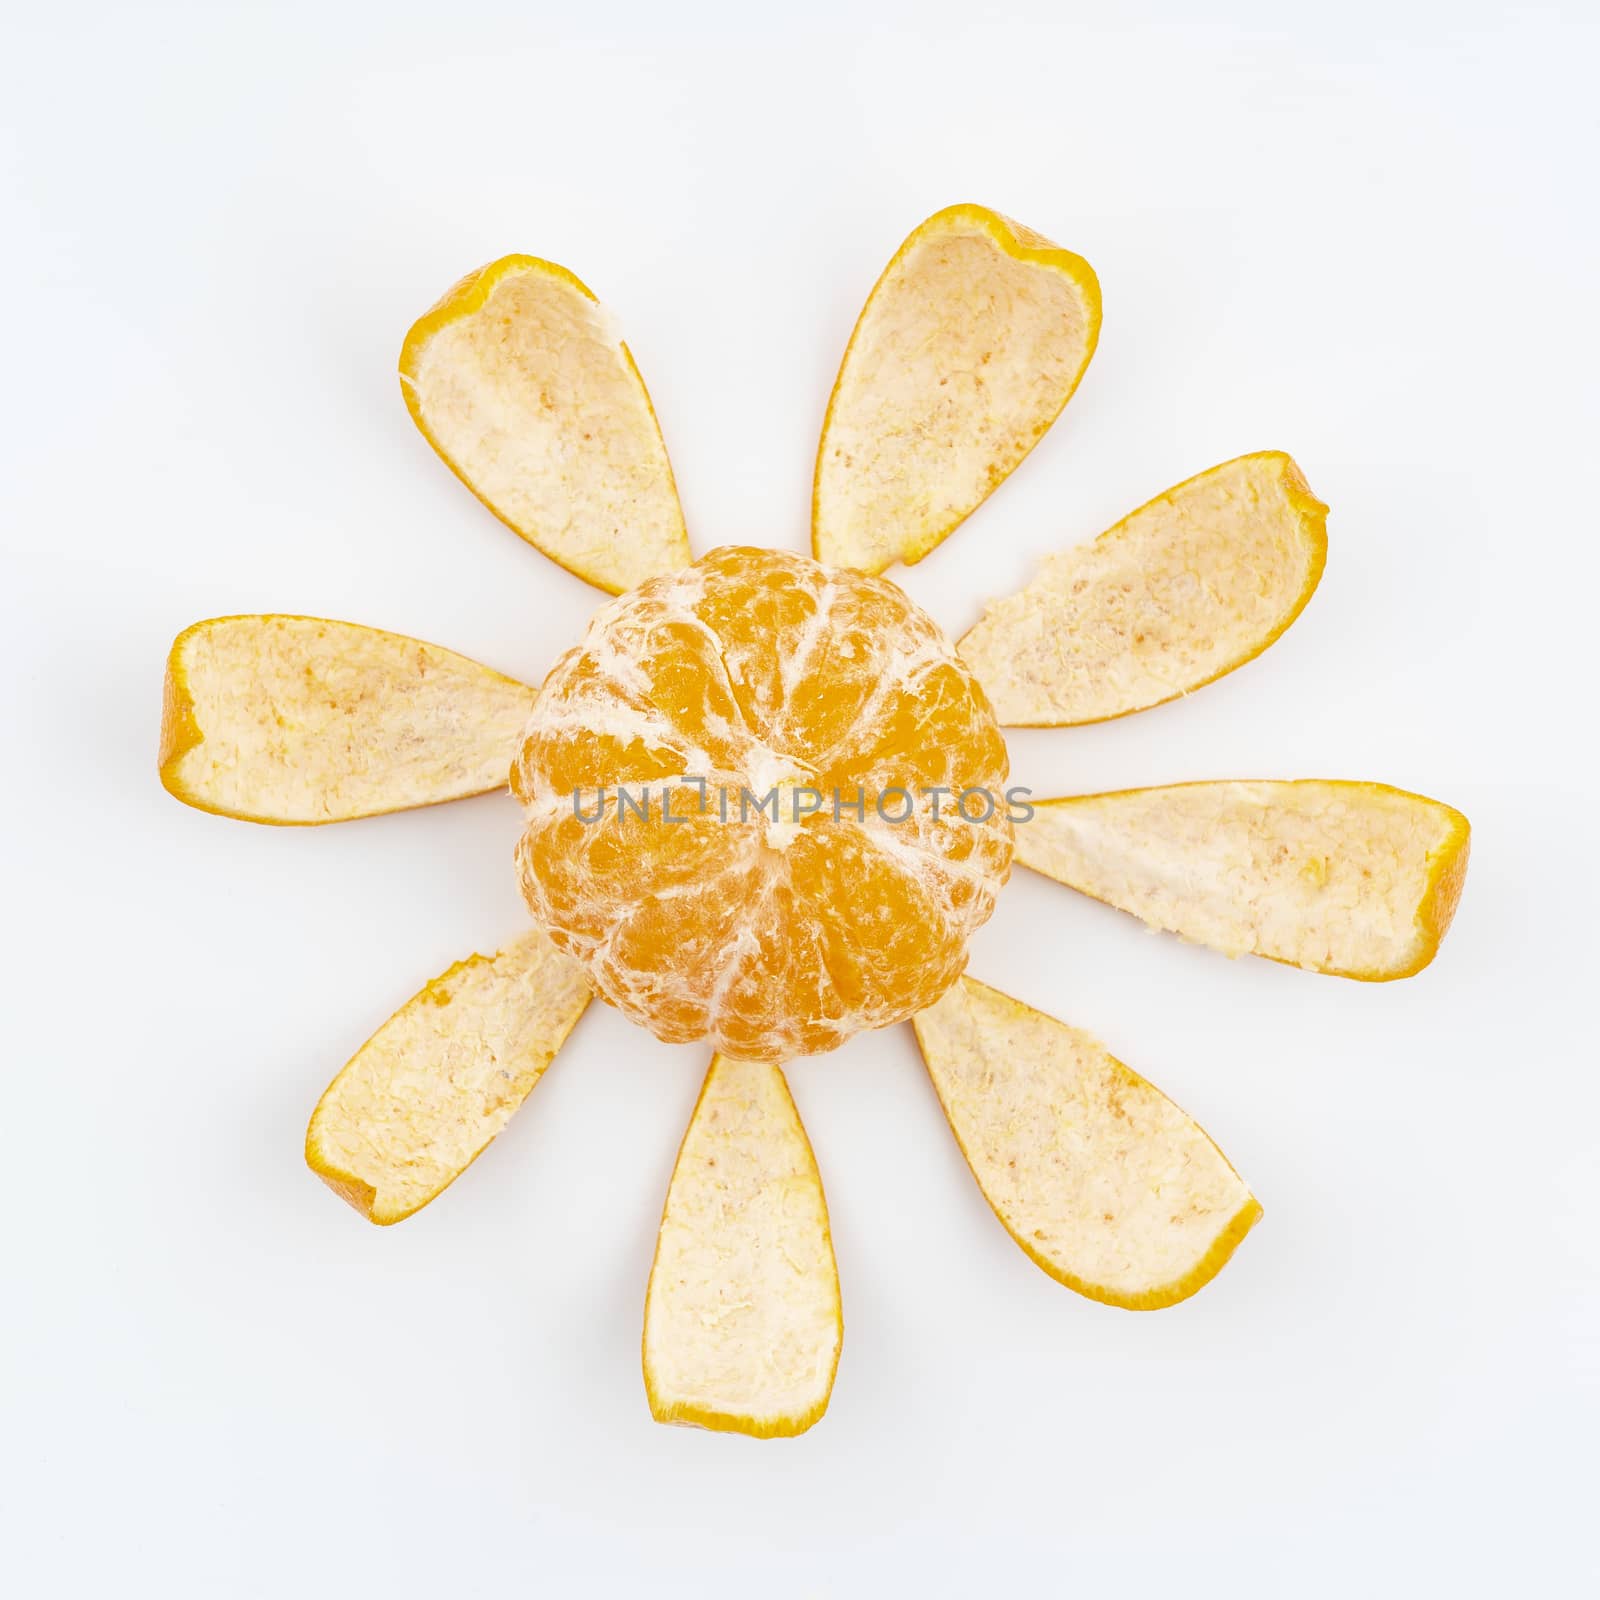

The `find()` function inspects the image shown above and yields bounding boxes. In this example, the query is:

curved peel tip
[642,1055,842,1438]
[1015,780,1469,980]
[960,450,1328,726]
[814,203,1100,576]
[399,255,689,594]
[1405,806,1471,978]
[156,615,540,826]
[645,1392,833,1440]
[157,628,204,790]
[304,930,591,1226]
[913,977,1260,1310]
[304,1125,385,1224]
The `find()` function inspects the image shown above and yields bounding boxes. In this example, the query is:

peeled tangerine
[643,1055,842,1436]
[960,452,1328,725]
[159,616,539,824]
[913,978,1261,1308]
[814,203,1101,575]
[307,929,591,1224]
[513,546,1014,1062]
[400,255,690,594]
[1015,780,1471,980]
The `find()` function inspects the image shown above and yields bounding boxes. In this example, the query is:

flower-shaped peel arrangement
[159,203,1470,1438]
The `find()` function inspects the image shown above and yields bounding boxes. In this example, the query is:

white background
[3,2,1596,1594]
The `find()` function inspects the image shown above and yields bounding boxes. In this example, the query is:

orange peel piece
[912,978,1261,1310]
[643,1055,842,1437]
[813,203,1101,575]
[159,615,539,824]
[306,929,591,1225]
[399,255,690,594]
[1015,780,1471,980]
[959,451,1328,725]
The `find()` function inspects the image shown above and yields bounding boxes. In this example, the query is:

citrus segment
[400,255,690,594]
[159,615,540,824]
[912,978,1261,1310]
[643,1054,842,1437]
[813,203,1101,574]
[514,547,1013,1061]
[1015,780,1470,979]
[306,929,591,1225]
[959,452,1328,725]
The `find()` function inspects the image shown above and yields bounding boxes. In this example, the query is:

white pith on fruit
[511,547,1015,1062]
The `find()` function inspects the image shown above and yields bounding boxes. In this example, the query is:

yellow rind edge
[398,254,690,595]
[156,614,536,827]
[641,1055,844,1438]
[969,449,1328,727]
[304,948,591,1225]
[1018,779,1471,981]
[912,978,1262,1311]
[812,202,1103,575]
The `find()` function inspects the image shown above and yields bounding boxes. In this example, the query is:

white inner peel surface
[307,929,591,1224]
[406,265,688,592]
[1015,781,1462,977]
[644,1055,840,1434]
[165,616,539,822]
[914,978,1258,1305]
[959,452,1325,724]
[816,216,1096,573]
